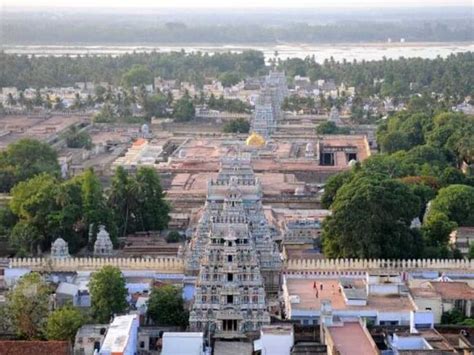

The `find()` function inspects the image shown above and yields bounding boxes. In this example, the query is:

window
[228,255,233,262]
[140,341,145,348]
[227,295,234,304]
[227,273,233,282]
[347,152,357,161]
[321,152,335,166]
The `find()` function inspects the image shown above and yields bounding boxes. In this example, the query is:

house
[282,272,419,326]
[430,281,474,318]
[99,314,139,355]
[322,320,378,355]
[254,325,294,355]
[74,324,108,355]
[161,332,204,355]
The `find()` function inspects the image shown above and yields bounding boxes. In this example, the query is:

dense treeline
[2,51,472,108]
[278,52,474,102]
[321,98,474,259]
[0,51,266,90]
[3,16,473,44]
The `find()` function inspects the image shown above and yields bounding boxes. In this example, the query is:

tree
[46,306,84,342]
[218,72,241,88]
[8,272,51,339]
[143,94,168,119]
[147,285,188,327]
[121,65,152,88]
[166,231,182,243]
[173,96,195,122]
[135,167,170,232]
[65,126,92,149]
[93,103,115,123]
[322,176,422,258]
[428,184,474,226]
[9,221,42,257]
[316,121,350,135]
[422,211,457,248]
[89,266,128,323]
[321,170,355,209]
[9,173,59,254]
[0,139,60,192]
[223,118,250,133]
[108,167,137,237]
[81,169,113,246]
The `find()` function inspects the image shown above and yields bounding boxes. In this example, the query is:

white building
[161,332,204,355]
[99,314,139,355]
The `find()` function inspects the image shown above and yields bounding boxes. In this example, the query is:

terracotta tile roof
[430,282,474,300]
[0,340,71,355]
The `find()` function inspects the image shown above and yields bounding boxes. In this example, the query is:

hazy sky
[3,0,472,8]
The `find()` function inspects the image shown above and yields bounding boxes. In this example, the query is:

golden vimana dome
[245,132,266,147]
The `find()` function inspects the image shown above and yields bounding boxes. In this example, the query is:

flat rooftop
[429,281,474,300]
[286,278,415,313]
[327,322,377,355]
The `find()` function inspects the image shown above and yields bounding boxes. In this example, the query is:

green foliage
[0,139,60,192]
[282,95,316,113]
[8,272,51,339]
[428,184,474,226]
[135,167,170,232]
[422,211,457,248]
[65,126,92,149]
[173,96,195,122]
[316,121,350,135]
[81,169,114,247]
[223,118,250,133]
[441,308,473,325]
[144,94,168,119]
[9,221,42,257]
[0,51,266,90]
[93,103,115,123]
[322,175,422,258]
[9,173,59,253]
[321,170,354,209]
[147,285,188,327]
[278,53,473,102]
[470,244,474,260]
[207,94,251,114]
[218,72,242,87]
[109,167,169,237]
[89,266,128,323]
[46,306,85,342]
[166,231,182,243]
[121,65,153,88]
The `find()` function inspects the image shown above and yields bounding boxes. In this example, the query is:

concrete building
[74,324,108,355]
[161,332,204,355]
[282,273,419,326]
[99,314,139,355]
[254,325,294,355]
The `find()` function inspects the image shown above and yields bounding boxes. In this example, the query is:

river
[3,42,473,63]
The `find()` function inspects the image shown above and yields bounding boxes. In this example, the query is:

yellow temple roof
[246,132,266,147]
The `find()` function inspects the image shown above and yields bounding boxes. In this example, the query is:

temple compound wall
[285,258,474,274]
[9,257,185,273]
[8,257,473,274]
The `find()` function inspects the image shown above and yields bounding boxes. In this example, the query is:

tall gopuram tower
[186,154,281,337]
